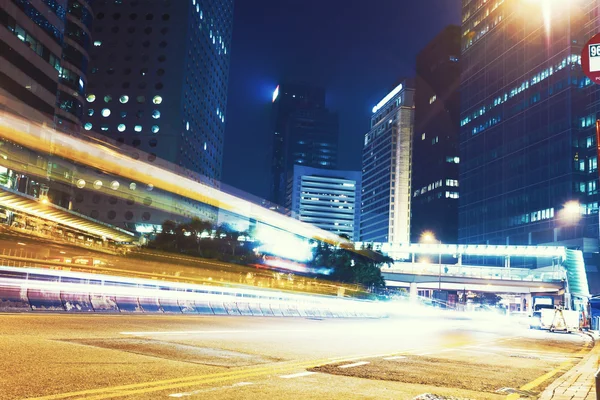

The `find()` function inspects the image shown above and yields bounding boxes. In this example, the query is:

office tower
[0,0,92,129]
[85,0,233,186]
[411,25,461,244]
[0,0,93,208]
[77,0,233,230]
[360,79,415,244]
[270,83,339,207]
[287,165,361,241]
[459,0,598,258]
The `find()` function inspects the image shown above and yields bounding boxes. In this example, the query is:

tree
[310,241,386,289]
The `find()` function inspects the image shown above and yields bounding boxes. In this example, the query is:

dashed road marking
[279,372,316,379]
[339,361,370,369]
[383,356,406,360]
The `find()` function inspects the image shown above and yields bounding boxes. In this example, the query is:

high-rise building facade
[287,165,361,241]
[0,0,93,212]
[411,25,461,244]
[85,0,233,186]
[270,83,339,207]
[459,0,599,257]
[0,0,92,129]
[360,79,415,244]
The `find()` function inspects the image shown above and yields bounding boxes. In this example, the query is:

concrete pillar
[524,293,532,313]
[409,282,418,301]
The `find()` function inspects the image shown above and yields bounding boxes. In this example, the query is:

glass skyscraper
[269,83,339,207]
[360,79,414,244]
[459,0,599,260]
[411,25,461,244]
[0,0,93,129]
[85,0,233,187]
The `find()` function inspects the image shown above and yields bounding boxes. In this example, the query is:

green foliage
[310,241,386,289]
[148,218,259,265]
[473,292,502,306]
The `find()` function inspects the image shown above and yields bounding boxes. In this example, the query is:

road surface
[0,312,590,399]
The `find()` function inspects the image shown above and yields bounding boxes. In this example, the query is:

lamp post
[421,231,442,293]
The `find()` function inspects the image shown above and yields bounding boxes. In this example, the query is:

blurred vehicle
[529,304,556,329]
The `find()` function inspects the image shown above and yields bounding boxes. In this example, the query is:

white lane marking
[120,329,315,336]
[279,371,316,379]
[383,356,406,360]
[339,361,370,369]
[169,382,253,397]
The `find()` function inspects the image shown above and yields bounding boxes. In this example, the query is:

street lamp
[421,231,442,293]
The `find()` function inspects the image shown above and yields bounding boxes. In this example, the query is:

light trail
[0,107,350,247]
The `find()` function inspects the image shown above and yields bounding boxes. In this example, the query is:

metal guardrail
[0,265,382,318]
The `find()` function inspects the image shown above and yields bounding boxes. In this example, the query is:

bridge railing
[384,262,565,282]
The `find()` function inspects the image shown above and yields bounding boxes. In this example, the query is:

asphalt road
[0,312,590,400]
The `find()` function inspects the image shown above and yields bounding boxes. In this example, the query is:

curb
[538,331,599,400]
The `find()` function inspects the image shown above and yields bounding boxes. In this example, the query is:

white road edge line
[339,361,370,369]
[279,371,316,379]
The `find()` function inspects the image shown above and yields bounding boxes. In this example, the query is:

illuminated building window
[134,125,142,132]
[151,125,160,133]
[152,110,160,119]
[93,40,102,46]
[119,95,129,103]
[104,95,112,103]
[87,109,94,116]
[84,122,92,130]
[86,94,95,102]
[429,95,437,104]
[152,95,163,104]
[110,181,120,190]
[101,108,111,117]
[129,183,137,190]
[93,180,103,189]
[117,124,126,132]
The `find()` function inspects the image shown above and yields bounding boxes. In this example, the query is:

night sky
[222,0,461,199]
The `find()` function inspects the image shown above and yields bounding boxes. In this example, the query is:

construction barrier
[248,302,263,316]
[28,288,63,311]
[0,286,30,312]
[259,303,275,316]
[61,292,94,312]
[90,294,119,312]
[115,296,143,313]
[138,297,163,313]
[194,301,214,315]
[209,301,228,315]
[160,298,181,313]
[236,302,253,316]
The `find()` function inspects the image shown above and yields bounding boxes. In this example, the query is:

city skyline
[223,0,461,199]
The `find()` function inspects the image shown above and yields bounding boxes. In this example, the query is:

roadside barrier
[0,265,385,319]
[28,288,63,311]
[0,286,29,311]
[61,292,94,312]
[115,296,143,313]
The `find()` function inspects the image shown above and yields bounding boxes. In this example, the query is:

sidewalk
[538,332,599,400]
